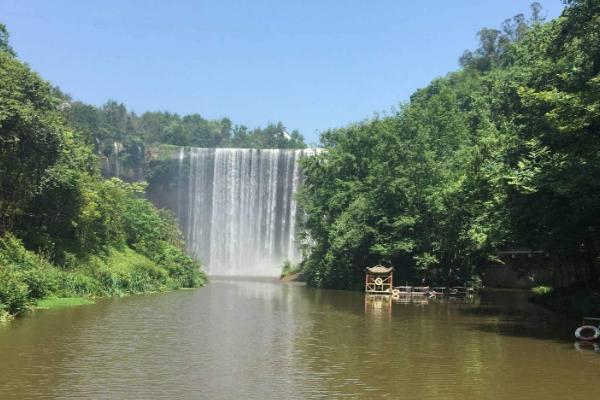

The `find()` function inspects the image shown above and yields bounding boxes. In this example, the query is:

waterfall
[177,148,315,277]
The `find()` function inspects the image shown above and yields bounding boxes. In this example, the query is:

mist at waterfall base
[171,148,315,277]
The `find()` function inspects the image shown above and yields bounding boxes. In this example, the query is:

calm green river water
[1,279,599,399]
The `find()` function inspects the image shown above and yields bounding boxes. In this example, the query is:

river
[1,280,599,399]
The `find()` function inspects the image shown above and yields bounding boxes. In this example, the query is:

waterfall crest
[177,148,314,277]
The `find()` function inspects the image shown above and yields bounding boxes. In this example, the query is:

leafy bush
[121,192,205,288]
[56,271,101,297]
[0,267,29,315]
[0,26,206,321]
[20,267,61,300]
[468,275,484,291]
[0,233,42,269]
[281,260,302,278]
[532,285,554,296]
[0,227,205,320]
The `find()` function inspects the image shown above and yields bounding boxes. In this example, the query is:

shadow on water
[293,287,600,399]
[460,289,579,343]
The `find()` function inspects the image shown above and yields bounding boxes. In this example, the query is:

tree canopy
[299,0,600,289]
[61,98,306,150]
[53,94,306,179]
[0,28,205,319]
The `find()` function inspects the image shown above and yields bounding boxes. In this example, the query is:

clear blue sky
[1,0,565,144]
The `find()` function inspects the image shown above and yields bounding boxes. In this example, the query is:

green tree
[299,1,600,290]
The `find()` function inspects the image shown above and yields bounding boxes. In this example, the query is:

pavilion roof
[365,264,394,274]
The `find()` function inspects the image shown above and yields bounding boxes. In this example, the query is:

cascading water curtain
[178,148,315,277]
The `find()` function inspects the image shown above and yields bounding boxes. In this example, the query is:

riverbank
[0,235,206,322]
[280,261,304,282]
[0,44,209,323]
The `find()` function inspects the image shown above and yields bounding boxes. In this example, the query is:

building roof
[365,264,394,274]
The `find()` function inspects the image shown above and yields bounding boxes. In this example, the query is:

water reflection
[1,283,600,399]
[574,341,600,354]
[364,294,392,317]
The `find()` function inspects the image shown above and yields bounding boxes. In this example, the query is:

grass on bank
[0,234,206,321]
[35,297,95,309]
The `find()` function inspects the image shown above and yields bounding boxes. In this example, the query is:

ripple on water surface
[1,281,600,400]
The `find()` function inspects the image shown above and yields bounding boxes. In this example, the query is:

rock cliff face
[98,141,145,182]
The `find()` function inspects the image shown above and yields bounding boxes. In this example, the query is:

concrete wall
[479,254,554,289]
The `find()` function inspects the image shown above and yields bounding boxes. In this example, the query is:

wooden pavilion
[365,264,394,294]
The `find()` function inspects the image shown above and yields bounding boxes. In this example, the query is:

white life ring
[575,325,600,341]
[374,277,383,285]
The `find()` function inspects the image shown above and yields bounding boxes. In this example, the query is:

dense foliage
[299,1,600,290]
[0,25,205,320]
[56,95,306,180]
[62,99,306,149]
